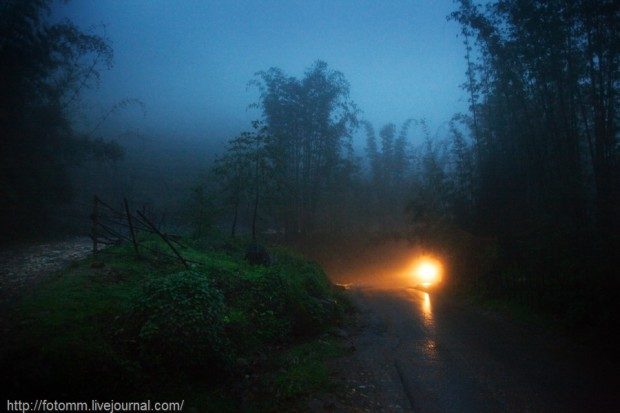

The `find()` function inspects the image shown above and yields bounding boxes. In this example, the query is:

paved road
[345,286,617,412]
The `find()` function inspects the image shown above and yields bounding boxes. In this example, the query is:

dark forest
[1,1,618,411]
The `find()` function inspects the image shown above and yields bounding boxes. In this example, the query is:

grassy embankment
[1,235,351,411]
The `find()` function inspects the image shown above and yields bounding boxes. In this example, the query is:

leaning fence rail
[90,195,190,268]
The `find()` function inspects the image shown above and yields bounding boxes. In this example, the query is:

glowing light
[422,292,432,317]
[413,257,443,287]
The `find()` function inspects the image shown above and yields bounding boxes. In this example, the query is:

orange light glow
[413,257,443,287]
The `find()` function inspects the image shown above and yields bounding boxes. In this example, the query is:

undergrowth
[1,235,350,410]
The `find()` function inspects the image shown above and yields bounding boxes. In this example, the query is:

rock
[244,243,271,266]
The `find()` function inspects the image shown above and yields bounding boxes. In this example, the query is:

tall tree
[362,119,416,230]
[0,0,120,239]
[251,61,358,236]
[446,0,619,306]
[214,122,270,239]
[451,0,618,239]
[363,121,381,190]
[447,115,475,225]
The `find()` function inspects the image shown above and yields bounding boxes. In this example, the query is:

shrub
[130,270,230,377]
[266,257,339,337]
[211,254,341,344]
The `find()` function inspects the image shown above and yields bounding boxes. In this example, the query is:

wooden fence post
[124,198,139,255]
[91,195,98,255]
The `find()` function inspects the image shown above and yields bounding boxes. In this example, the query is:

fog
[0,0,620,356]
[54,0,467,149]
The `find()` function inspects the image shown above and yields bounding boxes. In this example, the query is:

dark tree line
[448,1,618,250]
[0,0,122,240]
[426,0,619,325]
[451,0,618,236]
[362,120,414,228]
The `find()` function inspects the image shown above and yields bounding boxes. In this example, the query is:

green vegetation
[270,339,345,398]
[1,236,349,410]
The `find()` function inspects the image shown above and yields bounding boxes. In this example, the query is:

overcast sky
[55,0,468,150]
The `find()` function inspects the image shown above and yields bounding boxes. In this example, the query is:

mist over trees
[6,1,620,409]
[251,61,359,236]
[208,62,359,238]
[202,0,618,333]
[364,119,422,229]
[212,122,270,240]
[2,0,617,332]
[0,0,122,240]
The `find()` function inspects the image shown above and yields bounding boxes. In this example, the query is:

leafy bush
[208,250,342,346]
[130,270,230,377]
[266,256,340,337]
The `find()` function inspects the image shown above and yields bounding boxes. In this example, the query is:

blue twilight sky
[54,0,468,150]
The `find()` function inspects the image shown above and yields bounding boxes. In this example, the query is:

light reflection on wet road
[314,240,617,411]
[419,291,433,327]
[348,286,617,412]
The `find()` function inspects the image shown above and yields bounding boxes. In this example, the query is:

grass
[1,234,350,410]
[272,338,346,399]
[234,337,349,412]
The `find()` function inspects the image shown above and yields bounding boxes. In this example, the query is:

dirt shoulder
[308,289,414,412]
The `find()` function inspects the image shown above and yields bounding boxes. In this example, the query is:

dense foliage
[450,0,618,240]
[0,0,122,240]
[250,61,359,236]
[443,0,618,300]
[1,237,347,406]
[130,270,229,376]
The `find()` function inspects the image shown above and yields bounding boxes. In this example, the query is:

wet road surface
[343,286,617,412]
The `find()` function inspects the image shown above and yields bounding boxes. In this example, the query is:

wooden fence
[90,195,191,268]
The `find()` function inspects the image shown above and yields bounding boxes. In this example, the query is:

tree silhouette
[0,0,121,239]
[251,61,358,236]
